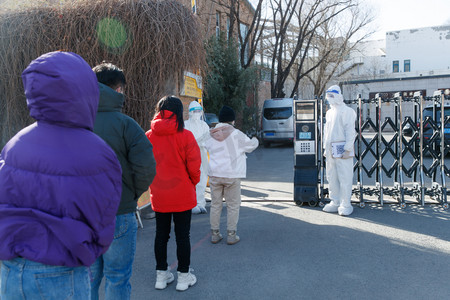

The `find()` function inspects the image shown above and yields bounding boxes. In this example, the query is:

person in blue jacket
[0,51,122,299]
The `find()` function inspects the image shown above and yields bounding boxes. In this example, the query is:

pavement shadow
[129,202,450,300]
[241,187,269,198]
[245,146,294,183]
[349,203,450,242]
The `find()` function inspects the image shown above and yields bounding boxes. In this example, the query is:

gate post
[415,91,426,206]
[433,90,448,209]
[319,96,325,203]
[376,93,384,205]
[394,92,406,208]
[357,94,365,208]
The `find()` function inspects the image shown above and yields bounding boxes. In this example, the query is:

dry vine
[0,0,205,146]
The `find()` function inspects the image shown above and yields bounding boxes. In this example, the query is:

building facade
[175,0,272,118]
[329,26,450,123]
[340,26,450,100]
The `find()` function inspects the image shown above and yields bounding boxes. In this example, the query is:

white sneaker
[155,268,174,290]
[176,269,197,291]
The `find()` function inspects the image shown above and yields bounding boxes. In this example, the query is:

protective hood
[185,101,210,147]
[188,101,203,121]
[22,51,99,130]
[326,85,344,107]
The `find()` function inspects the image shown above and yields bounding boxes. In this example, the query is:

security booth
[293,99,320,206]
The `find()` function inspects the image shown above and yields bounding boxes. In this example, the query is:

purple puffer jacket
[0,52,122,267]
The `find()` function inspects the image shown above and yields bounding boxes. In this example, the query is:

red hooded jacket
[146,111,201,212]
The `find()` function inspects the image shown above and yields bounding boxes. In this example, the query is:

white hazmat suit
[323,85,356,216]
[185,101,210,214]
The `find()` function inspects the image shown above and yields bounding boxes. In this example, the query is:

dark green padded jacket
[94,83,156,215]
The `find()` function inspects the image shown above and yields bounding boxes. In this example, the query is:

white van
[261,98,294,147]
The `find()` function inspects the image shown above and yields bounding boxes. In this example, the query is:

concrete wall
[342,75,450,100]
[386,26,450,74]
[334,25,450,125]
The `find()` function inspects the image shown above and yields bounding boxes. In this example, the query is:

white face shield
[326,86,344,106]
[188,101,203,120]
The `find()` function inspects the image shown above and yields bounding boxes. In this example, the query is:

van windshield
[264,107,292,120]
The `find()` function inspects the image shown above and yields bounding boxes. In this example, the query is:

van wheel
[263,141,271,148]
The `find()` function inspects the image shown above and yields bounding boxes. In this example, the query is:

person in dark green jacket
[90,62,156,300]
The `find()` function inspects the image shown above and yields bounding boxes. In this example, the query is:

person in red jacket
[146,95,201,292]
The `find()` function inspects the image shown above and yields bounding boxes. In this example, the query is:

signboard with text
[181,71,202,99]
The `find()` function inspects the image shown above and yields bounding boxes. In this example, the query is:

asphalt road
[119,144,450,300]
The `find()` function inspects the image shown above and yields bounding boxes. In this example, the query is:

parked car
[261,98,294,147]
[204,113,219,128]
[413,104,450,153]
[402,122,413,137]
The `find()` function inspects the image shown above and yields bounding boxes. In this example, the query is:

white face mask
[190,110,202,120]
[326,93,343,106]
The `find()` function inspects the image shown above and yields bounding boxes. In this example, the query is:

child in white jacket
[205,105,259,245]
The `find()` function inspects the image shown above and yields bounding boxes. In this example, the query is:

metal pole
[413,100,419,182]
[395,92,406,208]
[433,98,438,182]
[358,94,364,208]
[415,91,425,206]
[319,96,325,203]
[376,93,384,205]
[433,90,448,209]
[394,104,399,182]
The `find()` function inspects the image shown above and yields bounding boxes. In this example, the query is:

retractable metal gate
[318,91,449,209]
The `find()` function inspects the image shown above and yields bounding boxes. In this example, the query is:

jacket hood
[97,82,124,112]
[210,123,235,141]
[151,111,178,136]
[22,51,99,130]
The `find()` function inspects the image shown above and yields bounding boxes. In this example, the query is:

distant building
[340,25,450,100]
[331,26,450,123]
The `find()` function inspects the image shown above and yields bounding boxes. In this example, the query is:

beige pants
[209,176,241,231]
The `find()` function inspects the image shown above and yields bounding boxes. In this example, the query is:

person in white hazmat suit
[184,101,210,214]
[322,85,357,216]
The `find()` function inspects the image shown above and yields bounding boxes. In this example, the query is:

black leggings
[154,210,192,273]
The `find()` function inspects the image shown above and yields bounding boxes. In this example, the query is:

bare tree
[207,0,372,98]
[303,2,374,96]
[262,0,373,98]
[209,0,267,69]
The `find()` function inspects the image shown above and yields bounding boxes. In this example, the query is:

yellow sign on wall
[191,0,197,14]
[181,71,202,99]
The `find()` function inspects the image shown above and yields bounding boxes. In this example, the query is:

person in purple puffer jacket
[0,51,122,299]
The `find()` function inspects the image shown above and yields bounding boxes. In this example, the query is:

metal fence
[318,91,449,209]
